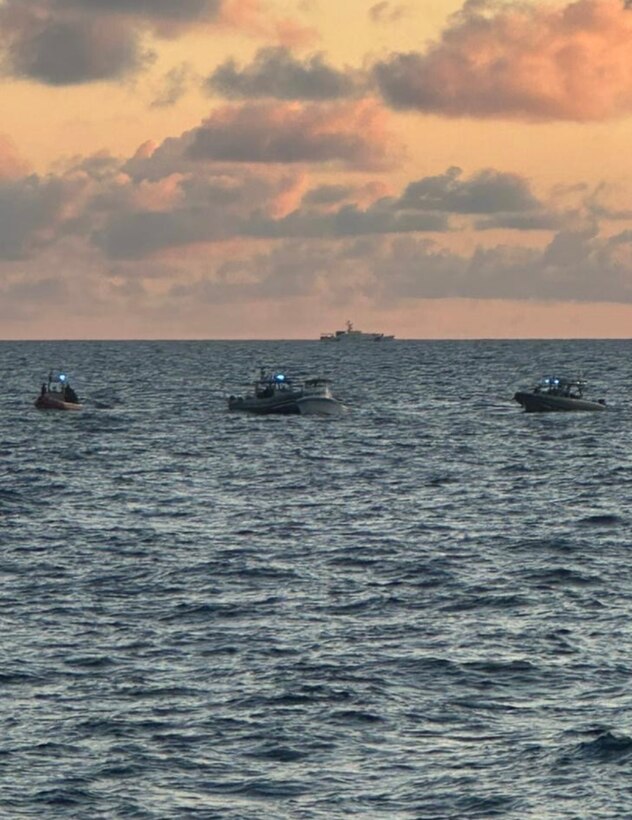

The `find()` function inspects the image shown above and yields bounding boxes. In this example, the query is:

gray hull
[228,392,302,415]
[514,391,606,412]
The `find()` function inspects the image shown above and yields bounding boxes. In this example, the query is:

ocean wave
[3,338,632,818]
[558,729,632,765]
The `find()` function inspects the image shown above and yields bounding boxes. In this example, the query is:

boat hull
[35,395,83,411]
[228,396,301,415]
[320,334,393,342]
[514,391,606,412]
[296,396,345,416]
[228,394,345,416]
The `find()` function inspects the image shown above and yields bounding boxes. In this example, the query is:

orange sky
[1,0,632,338]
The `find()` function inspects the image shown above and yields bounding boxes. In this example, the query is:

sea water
[1,339,631,818]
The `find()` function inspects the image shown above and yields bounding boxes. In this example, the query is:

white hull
[297,396,345,416]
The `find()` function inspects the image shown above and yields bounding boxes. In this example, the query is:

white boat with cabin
[228,369,345,416]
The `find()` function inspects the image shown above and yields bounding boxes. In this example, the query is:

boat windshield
[254,370,294,397]
[534,377,585,397]
[47,370,70,393]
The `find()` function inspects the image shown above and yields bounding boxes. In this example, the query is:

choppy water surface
[1,339,632,818]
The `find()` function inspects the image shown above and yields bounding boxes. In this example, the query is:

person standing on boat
[63,383,79,403]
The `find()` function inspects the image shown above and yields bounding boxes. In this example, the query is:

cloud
[150,63,195,108]
[57,0,222,27]
[396,166,559,230]
[301,181,392,208]
[2,12,154,85]
[0,143,557,263]
[302,184,353,206]
[93,174,408,260]
[1,275,67,305]
[92,167,306,258]
[152,225,632,309]
[312,229,632,304]
[93,208,231,259]
[94,163,553,259]
[474,212,562,230]
[0,109,628,311]
[186,241,338,302]
[207,47,360,100]
[183,101,399,169]
[219,0,318,48]
[369,2,408,23]
[0,0,311,85]
[582,181,632,221]
[240,166,546,239]
[373,0,632,120]
[122,102,399,176]
[0,135,31,180]
[399,166,541,213]
[0,174,86,259]
[4,165,632,330]
[243,201,449,239]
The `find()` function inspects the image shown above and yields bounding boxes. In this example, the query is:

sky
[2,0,632,339]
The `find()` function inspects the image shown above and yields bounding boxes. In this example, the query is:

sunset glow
[2,0,632,338]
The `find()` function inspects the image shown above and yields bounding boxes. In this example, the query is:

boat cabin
[304,377,334,397]
[533,377,585,399]
[41,370,79,403]
[254,369,295,398]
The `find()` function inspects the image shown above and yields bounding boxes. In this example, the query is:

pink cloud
[184,100,400,170]
[124,101,400,177]
[374,0,632,120]
[218,0,319,47]
[0,135,31,179]
[268,173,308,217]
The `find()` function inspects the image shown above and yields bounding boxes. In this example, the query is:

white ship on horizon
[320,320,395,342]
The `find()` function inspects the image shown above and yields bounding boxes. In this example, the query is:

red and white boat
[35,371,83,411]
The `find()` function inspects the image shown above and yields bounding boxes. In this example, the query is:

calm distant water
[1,339,632,818]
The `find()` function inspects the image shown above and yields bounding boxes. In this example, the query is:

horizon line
[2,336,632,343]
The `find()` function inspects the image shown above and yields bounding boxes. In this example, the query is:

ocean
[1,339,631,818]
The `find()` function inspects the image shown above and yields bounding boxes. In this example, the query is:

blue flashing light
[59,373,67,382]
[275,374,286,382]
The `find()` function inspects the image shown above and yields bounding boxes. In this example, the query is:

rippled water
[1,339,632,818]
